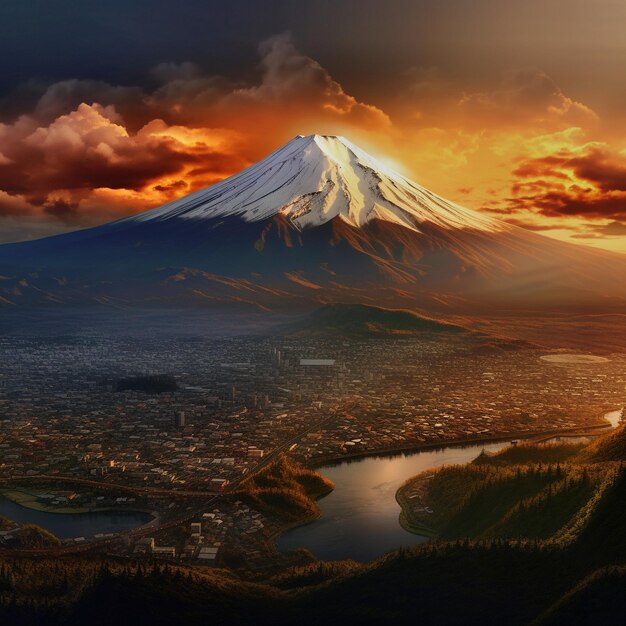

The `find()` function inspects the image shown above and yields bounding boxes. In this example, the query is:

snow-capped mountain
[130,134,499,233]
[0,134,625,313]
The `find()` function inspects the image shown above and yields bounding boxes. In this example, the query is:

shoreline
[394,408,622,540]
[274,424,611,553]
[265,482,335,549]
[308,422,611,469]
[395,487,437,538]
[0,489,156,518]
[267,485,335,544]
[277,411,621,553]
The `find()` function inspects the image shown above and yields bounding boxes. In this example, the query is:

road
[0,399,359,557]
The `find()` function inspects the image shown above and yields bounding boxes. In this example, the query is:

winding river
[278,409,622,562]
[1,411,620,550]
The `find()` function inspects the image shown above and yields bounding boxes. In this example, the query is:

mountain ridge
[281,302,468,337]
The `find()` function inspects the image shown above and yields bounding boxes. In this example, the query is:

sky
[1,0,626,252]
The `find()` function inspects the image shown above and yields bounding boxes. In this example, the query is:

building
[174,411,186,428]
[299,359,336,366]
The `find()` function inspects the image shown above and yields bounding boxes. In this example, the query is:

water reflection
[278,441,508,562]
[279,408,622,562]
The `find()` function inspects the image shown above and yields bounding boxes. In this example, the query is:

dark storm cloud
[153,180,188,193]
[569,151,626,192]
[0,103,202,196]
[2,0,626,113]
[508,192,626,220]
[42,199,79,221]
[514,150,626,192]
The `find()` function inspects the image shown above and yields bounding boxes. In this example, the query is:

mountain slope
[0,134,625,314]
[127,134,501,232]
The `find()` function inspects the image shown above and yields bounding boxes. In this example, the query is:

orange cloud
[468,138,626,251]
[0,34,393,241]
[0,103,248,228]
[505,145,626,221]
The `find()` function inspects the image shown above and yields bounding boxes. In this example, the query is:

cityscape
[1,333,623,571]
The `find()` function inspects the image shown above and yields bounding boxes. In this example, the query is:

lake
[0,498,153,540]
[277,440,509,561]
[278,409,622,562]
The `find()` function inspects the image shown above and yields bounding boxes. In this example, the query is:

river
[0,498,153,540]
[278,409,622,562]
[2,412,620,550]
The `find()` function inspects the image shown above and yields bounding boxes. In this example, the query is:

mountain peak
[128,134,503,233]
[3,132,626,314]
[293,133,344,140]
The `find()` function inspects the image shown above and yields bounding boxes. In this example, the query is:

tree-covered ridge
[238,456,334,522]
[398,433,626,544]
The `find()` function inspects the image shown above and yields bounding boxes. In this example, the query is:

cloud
[505,145,626,221]
[594,220,626,236]
[0,103,248,232]
[458,68,598,129]
[0,33,394,241]
[33,79,146,128]
[567,149,626,192]
[222,33,390,127]
[152,179,188,194]
[563,220,626,244]
[147,33,391,133]
[0,103,244,196]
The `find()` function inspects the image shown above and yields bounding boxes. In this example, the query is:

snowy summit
[130,134,501,233]
[2,133,624,311]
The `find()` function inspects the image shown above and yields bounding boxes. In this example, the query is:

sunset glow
[3,5,626,624]
[1,3,626,253]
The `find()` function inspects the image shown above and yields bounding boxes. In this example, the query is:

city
[1,332,623,570]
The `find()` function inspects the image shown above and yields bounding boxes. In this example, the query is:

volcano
[1,134,625,314]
